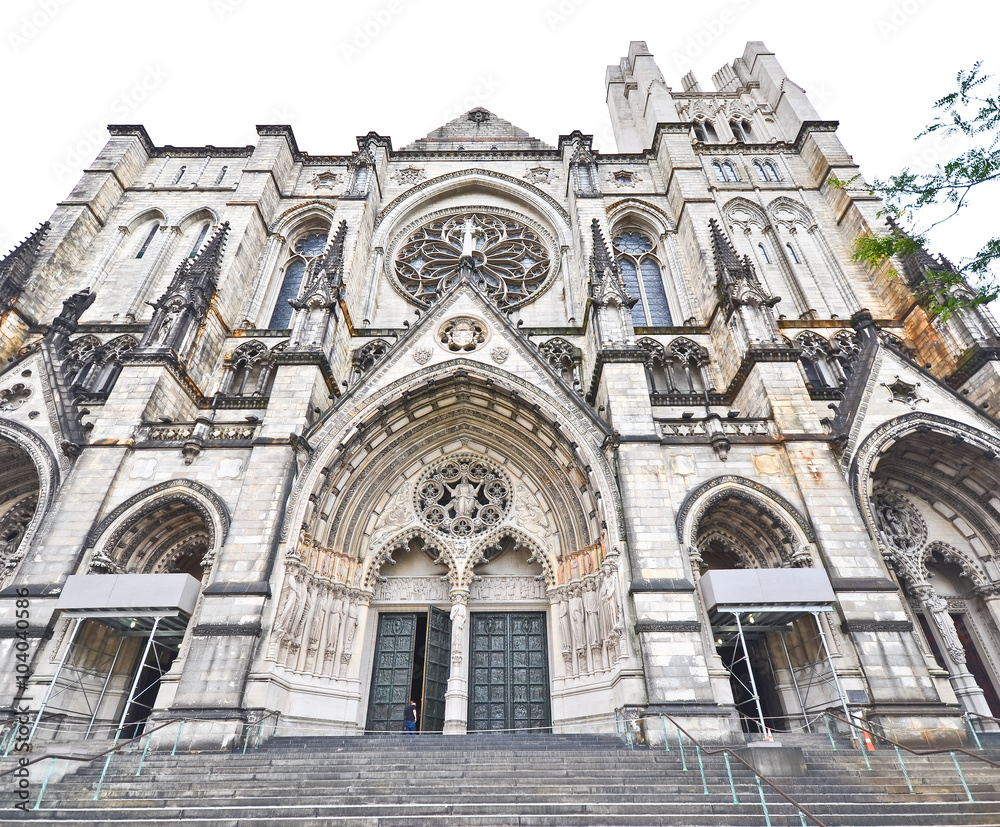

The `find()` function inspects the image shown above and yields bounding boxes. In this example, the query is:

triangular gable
[317,279,608,438]
[842,342,1000,467]
[400,109,553,152]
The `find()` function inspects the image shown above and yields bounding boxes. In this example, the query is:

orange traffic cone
[766,728,774,742]
[863,730,875,751]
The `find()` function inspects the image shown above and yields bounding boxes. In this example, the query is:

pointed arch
[0,420,59,586]
[86,479,230,578]
[677,475,817,570]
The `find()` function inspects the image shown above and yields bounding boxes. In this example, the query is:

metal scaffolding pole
[731,611,767,735]
[29,617,82,742]
[85,636,125,739]
[779,631,810,733]
[812,611,851,723]
[116,616,162,738]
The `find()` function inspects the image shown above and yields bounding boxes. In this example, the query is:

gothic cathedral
[2,41,999,747]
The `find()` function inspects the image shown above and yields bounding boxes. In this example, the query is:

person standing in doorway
[404,700,418,734]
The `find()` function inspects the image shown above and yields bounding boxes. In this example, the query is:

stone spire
[141,222,230,351]
[0,222,50,308]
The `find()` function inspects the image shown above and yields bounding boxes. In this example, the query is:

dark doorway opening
[719,639,783,734]
[366,608,451,733]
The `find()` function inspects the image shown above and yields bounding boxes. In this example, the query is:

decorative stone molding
[635,620,701,632]
[437,317,488,353]
[843,620,914,633]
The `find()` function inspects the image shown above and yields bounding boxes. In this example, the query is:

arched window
[134,223,159,259]
[694,120,718,142]
[268,230,329,329]
[538,337,582,389]
[188,223,211,258]
[172,165,187,186]
[763,161,779,182]
[731,119,753,142]
[352,339,391,380]
[638,337,709,394]
[90,335,138,394]
[613,230,672,326]
[721,162,738,182]
[221,341,274,397]
[757,243,771,264]
[796,333,838,389]
[712,163,726,183]
[786,242,800,264]
[754,161,767,182]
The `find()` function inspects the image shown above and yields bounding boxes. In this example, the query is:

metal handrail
[824,711,1000,769]
[645,711,829,827]
[0,716,205,778]
[965,710,1000,728]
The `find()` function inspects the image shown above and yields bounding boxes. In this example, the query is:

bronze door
[469,612,550,732]
[366,613,417,732]
[421,606,452,732]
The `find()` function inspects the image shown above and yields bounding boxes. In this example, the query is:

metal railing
[821,710,999,803]
[621,712,829,827]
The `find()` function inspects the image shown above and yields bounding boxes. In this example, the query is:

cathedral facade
[2,41,999,747]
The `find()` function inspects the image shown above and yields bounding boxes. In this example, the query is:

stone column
[442,588,470,735]
[913,583,994,718]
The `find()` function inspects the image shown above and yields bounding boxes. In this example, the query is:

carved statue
[599,568,622,642]
[369,483,412,548]
[569,586,585,653]
[339,597,360,674]
[583,579,601,649]
[914,583,967,665]
[446,474,482,519]
[324,589,345,674]
[557,594,572,656]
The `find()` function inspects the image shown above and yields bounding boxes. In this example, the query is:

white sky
[0,0,994,276]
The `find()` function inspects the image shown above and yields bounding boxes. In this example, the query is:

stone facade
[1,41,999,747]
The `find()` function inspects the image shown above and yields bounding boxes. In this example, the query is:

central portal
[469,612,550,732]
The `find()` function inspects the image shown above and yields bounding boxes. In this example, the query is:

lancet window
[637,337,709,395]
[220,340,275,397]
[796,332,839,389]
[134,223,160,259]
[754,160,780,182]
[269,230,330,329]
[613,231,672,326]
[731,119,753,142]
[188,223,211,258]
[537,337,582,389]
[694,120,718,142]
[712,162,738,183]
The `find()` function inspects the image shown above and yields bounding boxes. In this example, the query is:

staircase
[3,731,1000,826]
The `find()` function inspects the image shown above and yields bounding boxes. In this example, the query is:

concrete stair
[2,732,1000,826]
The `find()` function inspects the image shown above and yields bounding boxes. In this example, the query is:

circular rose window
[415,455,511,538]
[394,212,552,309]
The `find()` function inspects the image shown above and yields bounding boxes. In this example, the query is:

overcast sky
[0,0,993,276]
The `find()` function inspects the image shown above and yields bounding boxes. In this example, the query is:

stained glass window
[613,231,672,326]
[268,231,328,329]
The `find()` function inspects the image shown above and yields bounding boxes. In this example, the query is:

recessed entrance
[366,608,451,733]
[468,612,550,732]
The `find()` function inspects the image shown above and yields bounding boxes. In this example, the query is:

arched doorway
[264,363,631,735]
[0,435,41,588]
[687,481,841,735]
[864,425,1000,719]
[41,495,217,740]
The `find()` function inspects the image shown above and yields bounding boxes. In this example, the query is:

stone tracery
[394,212,552,309]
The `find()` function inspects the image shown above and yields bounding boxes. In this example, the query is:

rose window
[394,213,552,309]
[415,456,511,537]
